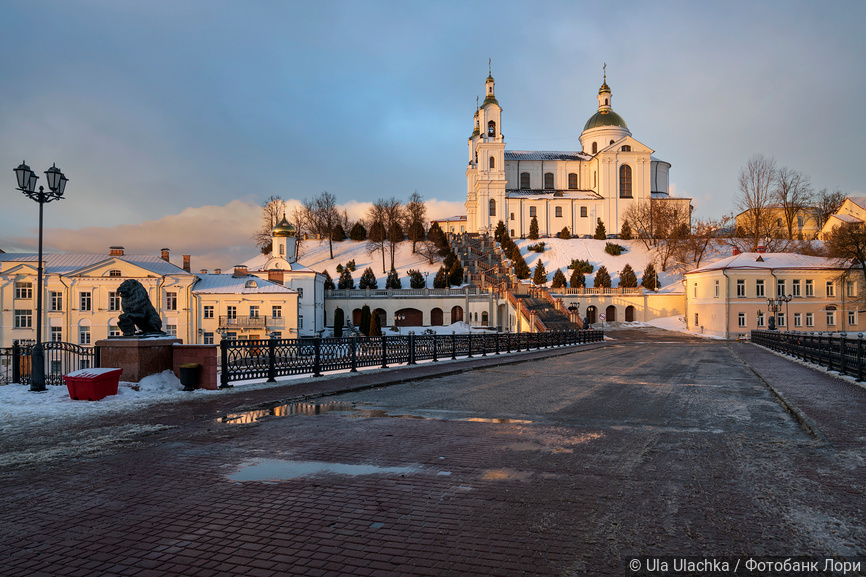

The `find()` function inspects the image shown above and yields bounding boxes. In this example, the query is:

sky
[1,0,864,270]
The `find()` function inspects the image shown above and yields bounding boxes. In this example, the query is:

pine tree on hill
[551,268,567,288]
[433,266,448,288]
[448,259,464,287]
[386,268,402,289]
[512,251,531,279]
[642,263,659,290]
[359,267,378,289]
[594,219,607,240]
[427,222,451,256]
[569,268,585,288]
[337,268,354,289]
[594,265,612,288]
[620,220,633,240]
[529,216,540,240]
[360,305,371,336]
[331,223,346,241]
[619,263,638,288]
[350,221,367,241]
[559,227,571,239]
[494,220,507,244]
[408,269,425,289]
[532,261,548,286]
[323,270,335,290]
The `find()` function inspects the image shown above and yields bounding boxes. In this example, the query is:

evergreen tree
[513,251,531,279]
[337,268,354,289]
[620,220,633,240]
[532,261,548,285]
[386,268,402,289]
[594,265,612,288]
[408,269,426,289]
[559,226,571,240]
[368,221,385,242]
[551,268,567,288]
[448,259,464,286]
[331,223,346,241]
[594,219,607,240]
[569,268,585,288]
[360,305,371,336]
[322,270,335,291]
[333,308,344,338]
[642,263,659,290]
[443,250,456,270]
[359,267,378,289]
[529,216,540,240]
[349,221,367,241]
[427,222,450,256]
[433,266,448,288]
[494,220,507,244]
[369,311,382,337]
[619,263,638,288]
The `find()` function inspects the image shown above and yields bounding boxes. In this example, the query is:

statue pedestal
[96,337,182,383]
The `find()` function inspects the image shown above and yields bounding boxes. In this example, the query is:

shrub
[619,263,638,288]
[331,223,346,242]
[337,268,354,289]
[433,266,447,288]
[385,268,401,289]
[346,259,356,272]
[408,269,425,289]
[594,265,612,288]
[569,269,585,288]
[620,220,633,240]
[335,263,343,273]
[568,259,594,274]
[528,242,546,253]
[349,222,367,241]
[360,305,371,336]
[322,270,335,291]
[358,267,377,289]
[333,308,344,338]
[532,261,547,285]
[559,227,571,240]
[604,242,625,256]
[594,220,607,240]
[551,268,567,288]
[642,263,659,290]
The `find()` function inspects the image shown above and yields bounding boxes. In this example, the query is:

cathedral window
[520,172,530,189]
[489,199,496,217]
[568,173,577,189]
[619,165,632,198]
[529,206,537,218]
[605,98,608,105]
[487,121,496,136]
[581,206,588,218]
[621,145,631,152]
[510,212,515,221]
[544,173,554,190]
[489,156,495,169]
[555,207,563,217]
[592,142,597,154]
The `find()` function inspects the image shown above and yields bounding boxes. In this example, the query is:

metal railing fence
[752,330,866,381]
[0,340,98,386]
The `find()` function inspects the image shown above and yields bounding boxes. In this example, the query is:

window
[777,312,785,327]
[165,325,177,336]
[827,281,835,297]
[694,283,697,298]
[489,199,496,217]
[580,206,588,218]
[797,215,804,227]
[80,292,92,311]
[694,313,699,326]
[568,173,577,189]
[488,156,495,170]
[204,305,214,319]
[271,331,282,339]
[757,312,764,327]
[299,315,304,329]
[279,243,285,256]
[520,172,530,189]
[756,279,765,297]
[555,206,563,218]
[249,305,259,318]
[108,269,121,277]
[50,292,63,311]
[245,280,258,288]
[544,173,554,190]
[714,280,719,298]
[272,305,282,318]
[510,229,515,237]
[14,310,32,329]
[806,312,814,327]
[203,332,214,344]
[50,326,63,341]
[610,140,615,145]
[510,212,515,221]
[78,359,91,370]
[792,280,801,297]
[847,281,856,297]
[805,280,814,297]
[849,311,856,325]
[619,165,632,198]
[166,292,177,311]
[297,288,304,299]
[621,145,631,152]
[738,313,746,327]
[592,142,597,154]
[109,325,121,337]
[226,306,237,319]
[777,279,785,297]
[487,121,495,136]
[826,310,836,326]
[14,281,32,299]
[737,279,745,297]
[79,326,91,345]
[109,292,120,311]
[794,313,802,327]
[529,206,537,218]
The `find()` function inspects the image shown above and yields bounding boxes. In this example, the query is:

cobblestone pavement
[1,332,865,576]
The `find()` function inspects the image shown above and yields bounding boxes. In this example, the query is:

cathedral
[465,69,690,238]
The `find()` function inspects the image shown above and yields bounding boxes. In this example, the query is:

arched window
[605,98,608,105]
[592,142,597,154]
[487,121,496,136]
[568,173,578,189]
[489,199,496,217]
[520,172,530,189]
[610,139,615,145]
[619,165,632,198]
[107,269,121,277]
[489,156,495,169]
[621,145,631,152]
[481,311,489,326]
[544,173,554,190]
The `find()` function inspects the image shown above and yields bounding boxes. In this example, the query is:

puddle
[481,468,534,482]
[229,458,419,481]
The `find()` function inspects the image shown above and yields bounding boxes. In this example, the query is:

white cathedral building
[465,70,690,238]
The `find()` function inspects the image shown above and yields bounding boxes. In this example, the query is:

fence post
[839,333,847,376]
[408,332,416,365]
[858,334,863,381]
[467,333,473,358]
[350,334,358,372]
[267,335,277,383]
[432,334,438,362]
[381,335,388,368]
[220,339,232,389]
[506,333,512,354]
[451,332,457,360]
[313,336,322,377]
[481,334,487,357]
[495,333,500,355]
[12,340,20,384]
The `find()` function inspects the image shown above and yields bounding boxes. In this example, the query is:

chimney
[756,245,767,253]
[183,255,191,272]
[233,265,248,277]
[732,247,740,256]
[200,269,208,275]
[109,246,125,256]
[160,248,170,261]
[214,268,222,275]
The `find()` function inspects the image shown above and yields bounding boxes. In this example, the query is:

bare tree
[254,195,286,251]
[826,223,866,305]
[404,191,427,253]
[288,204,307,258]
[736,154,778,251]
[774,167,813,240]
[673,216,729,272]
[816,187,847,230]
[303,191,341,260]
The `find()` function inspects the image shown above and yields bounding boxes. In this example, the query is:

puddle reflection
[229,459,419,481]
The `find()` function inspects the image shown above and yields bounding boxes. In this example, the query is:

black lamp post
[766,294,792,331]
[14,161,68,392]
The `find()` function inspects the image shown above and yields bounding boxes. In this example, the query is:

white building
[465,70,690,238]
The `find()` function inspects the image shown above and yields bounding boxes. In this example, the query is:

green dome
[583,109,628,131]
[272,215,296,237]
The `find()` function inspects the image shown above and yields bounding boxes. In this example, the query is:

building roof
[241,252,316,273]
[845,196,866,210]
[505,150,591,162]
[0,253,192,276]
[505,190,601,200]
[687,252,845,275]
[583,109,628,131]
[830,213,863,225]
[433,215,467,222]
[192,274,297,294]
[272,215,296,237]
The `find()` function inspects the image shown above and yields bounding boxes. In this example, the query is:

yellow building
[818,196,866,240]
[734,205,821,240]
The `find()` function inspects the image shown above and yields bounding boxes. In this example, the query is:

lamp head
[14,161,33,190]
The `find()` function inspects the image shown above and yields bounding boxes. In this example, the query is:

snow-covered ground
[603,315,726,340]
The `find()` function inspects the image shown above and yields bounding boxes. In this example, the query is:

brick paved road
[1,331,864,576]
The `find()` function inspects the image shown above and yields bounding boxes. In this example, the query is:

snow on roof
[845,196,866,210]
[192,274,297,294]
[687,252,845,275]
[241,253,316,273]
[505,150,591,161]
[0,253,191,275]
[433,215,467,222]
[831,213,863,224]
[506,190,601,200]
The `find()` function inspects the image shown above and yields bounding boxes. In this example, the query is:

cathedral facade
[465,71,689,238]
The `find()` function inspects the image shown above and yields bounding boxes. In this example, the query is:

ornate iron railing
[752,330,866,381]
[219,329,604,386]
[2,340,98,386]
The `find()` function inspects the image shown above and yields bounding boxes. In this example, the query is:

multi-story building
[819,196,866,239]
[683,250,863,339]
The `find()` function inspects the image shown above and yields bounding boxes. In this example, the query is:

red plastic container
[63,368,123,401]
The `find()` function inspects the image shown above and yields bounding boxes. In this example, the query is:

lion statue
[116,279,165,336]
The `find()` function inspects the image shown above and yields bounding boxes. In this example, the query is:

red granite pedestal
[95,337,182,383]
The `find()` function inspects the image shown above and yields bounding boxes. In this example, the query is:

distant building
[818,196,866,240]
[734,205,821,240]
[430,216,467,235]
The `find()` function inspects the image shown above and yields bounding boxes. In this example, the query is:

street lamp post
[13,162,68,392]
[766,294,792,331]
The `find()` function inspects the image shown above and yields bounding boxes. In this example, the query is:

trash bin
[64,368,123,401]
[179,363,201,391]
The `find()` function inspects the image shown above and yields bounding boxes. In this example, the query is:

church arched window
[610,139,615,145]
[489,199,496,217]
[489,156,495,169]
[619,165,633,198]
[592,142,597,154]
[568,173,578,189]
[487,121,496,136]
[544,173,554,190]
[621,145,631,152]
[605,98,609,105]
[520,172,530,189]
[279,243,285,255]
